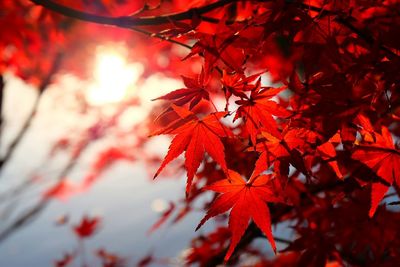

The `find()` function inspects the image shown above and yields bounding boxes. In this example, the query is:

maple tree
[1,0,400,266]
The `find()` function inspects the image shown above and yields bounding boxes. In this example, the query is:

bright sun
[87,46,143,105]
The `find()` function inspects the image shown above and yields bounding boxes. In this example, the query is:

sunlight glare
[87,47,143,105]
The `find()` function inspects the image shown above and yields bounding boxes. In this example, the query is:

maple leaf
[234,83,290,144]
[352,127,400,217]
[249,131,291,179]
[221,70,261,101]
[73,215,100,239]
[183,32,246,74]
[249,128,319,179]
[153,105,231,194]
[153,69,210,109]
[196,170,285,261]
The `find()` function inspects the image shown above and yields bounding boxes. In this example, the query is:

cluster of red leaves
[3,0,400,266]
[146,0,400,265]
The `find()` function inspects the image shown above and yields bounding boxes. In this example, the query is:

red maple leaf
[352,126,400,217]
[196,169,286,261]
[249,128,319,179]
[73,216,100,239]
[153,105,232,194]
[153,69,210,110]
[221,70,261,101]
[249,131,292,179]
[234,83,290,144]
[183,32,246,74]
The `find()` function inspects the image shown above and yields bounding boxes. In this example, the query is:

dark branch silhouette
[30,0,236,27]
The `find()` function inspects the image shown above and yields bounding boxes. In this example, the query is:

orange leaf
[196,170,285,261]
[153,105,231,194]
[234,85,290,144]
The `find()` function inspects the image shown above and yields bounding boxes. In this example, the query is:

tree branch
[0,147,82,242]
[131,26,192,49]
[30,0,236,27]
[30,0,398,61]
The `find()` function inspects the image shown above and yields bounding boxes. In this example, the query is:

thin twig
[131,26,192,49]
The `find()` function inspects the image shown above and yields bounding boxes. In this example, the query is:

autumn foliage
[2,0,400,266]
